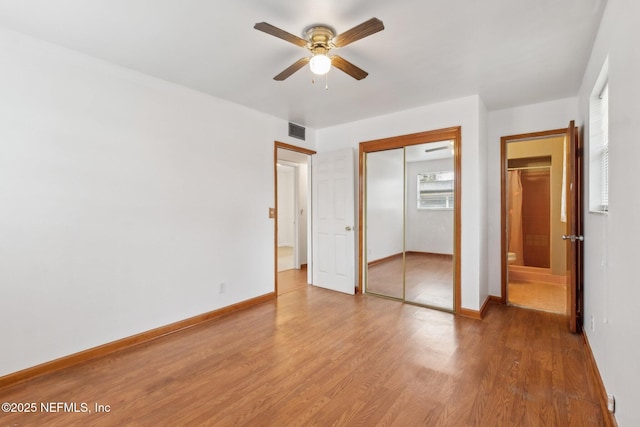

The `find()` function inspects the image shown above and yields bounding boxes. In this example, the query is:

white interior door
[312,148,355,294]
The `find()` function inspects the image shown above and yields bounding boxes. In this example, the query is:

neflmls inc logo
[40,402,90,413]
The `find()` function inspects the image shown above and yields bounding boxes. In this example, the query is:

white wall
[486,97,578,297]
[297,163,309,266]
[0,28,314,377]
[577,1,640,425]
[277,166,295,247]
[365,150,404,262]
[316,95,486,310]
[478,98,489,306]
[406,159,454,255]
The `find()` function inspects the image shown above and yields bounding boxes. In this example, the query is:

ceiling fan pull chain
[325,73,329,90]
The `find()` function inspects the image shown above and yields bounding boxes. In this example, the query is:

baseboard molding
[458,307,482,319]
[582,332,618,427]
[367,252,403,266]
[405,251,453,259]
[368,251,453,266]
[479,296,492,317]
[488,295,503,304]
[0,292,276,390]
[458,296,494,320]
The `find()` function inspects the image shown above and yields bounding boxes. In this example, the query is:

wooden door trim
[499,127,568,305]
[358,127,462,314]
[275,141,316,156]
[274,142,316,296]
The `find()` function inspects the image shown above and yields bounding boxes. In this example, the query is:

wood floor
[367,252,454,310]
[508,280,567,314]
[277,246,294,272]
[277,266,308,295]
[0,286,606,426]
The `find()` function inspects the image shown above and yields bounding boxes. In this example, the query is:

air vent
[288,122,306,141]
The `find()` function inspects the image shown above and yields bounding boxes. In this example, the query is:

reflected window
[417,171,454,210]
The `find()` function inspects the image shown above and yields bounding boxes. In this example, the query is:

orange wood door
[565,120,584,333]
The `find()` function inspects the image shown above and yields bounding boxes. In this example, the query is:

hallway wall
[277,165,295,247]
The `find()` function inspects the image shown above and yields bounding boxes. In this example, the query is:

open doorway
[277,162,298,272]
[275,142,315,295]
[502,132,569,314]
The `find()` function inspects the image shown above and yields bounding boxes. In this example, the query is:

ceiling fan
[253,18,384,81]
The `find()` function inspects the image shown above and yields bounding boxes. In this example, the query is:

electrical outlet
[607,394,615,413]
[219,282,226,294]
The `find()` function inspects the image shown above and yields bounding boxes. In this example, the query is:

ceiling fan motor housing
[305,26,336,51]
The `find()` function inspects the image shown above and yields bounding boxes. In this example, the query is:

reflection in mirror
[365,148,404,299]
[404,141,454,310]
[417,171,454,210]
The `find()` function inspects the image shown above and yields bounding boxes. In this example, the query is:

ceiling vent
[288,122,306,141]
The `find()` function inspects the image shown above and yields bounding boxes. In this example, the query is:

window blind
[599,83,609,210]
[589,80,609,212]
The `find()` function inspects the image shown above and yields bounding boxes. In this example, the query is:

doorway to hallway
[274,142,315,296]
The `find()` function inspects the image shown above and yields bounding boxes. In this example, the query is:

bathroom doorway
[503,133,569,314]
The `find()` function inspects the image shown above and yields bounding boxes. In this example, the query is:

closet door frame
[358,127,462,313]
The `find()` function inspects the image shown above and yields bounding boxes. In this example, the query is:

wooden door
[565,120,584,333]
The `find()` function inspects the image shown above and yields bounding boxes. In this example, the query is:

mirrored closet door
[365,148,405,300]
[360,128,460,312]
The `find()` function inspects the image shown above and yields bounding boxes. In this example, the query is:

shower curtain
[508,170,524,265]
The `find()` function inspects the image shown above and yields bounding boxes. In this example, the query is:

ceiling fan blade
[254,22,308,48]
[330,56,368,80]
[274,57,310,81]
[332,18,384,48]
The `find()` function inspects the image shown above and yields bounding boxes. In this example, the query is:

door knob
[562,234,584,242]
[345,226,353,231]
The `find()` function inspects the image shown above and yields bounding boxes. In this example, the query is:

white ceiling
[0,0,605,129]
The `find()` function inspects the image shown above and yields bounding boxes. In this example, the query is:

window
[417,171,454,209]
[589,61,609,213]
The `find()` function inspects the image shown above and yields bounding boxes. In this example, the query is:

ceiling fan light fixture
[254,18,383,81]
[309,53,331,75]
